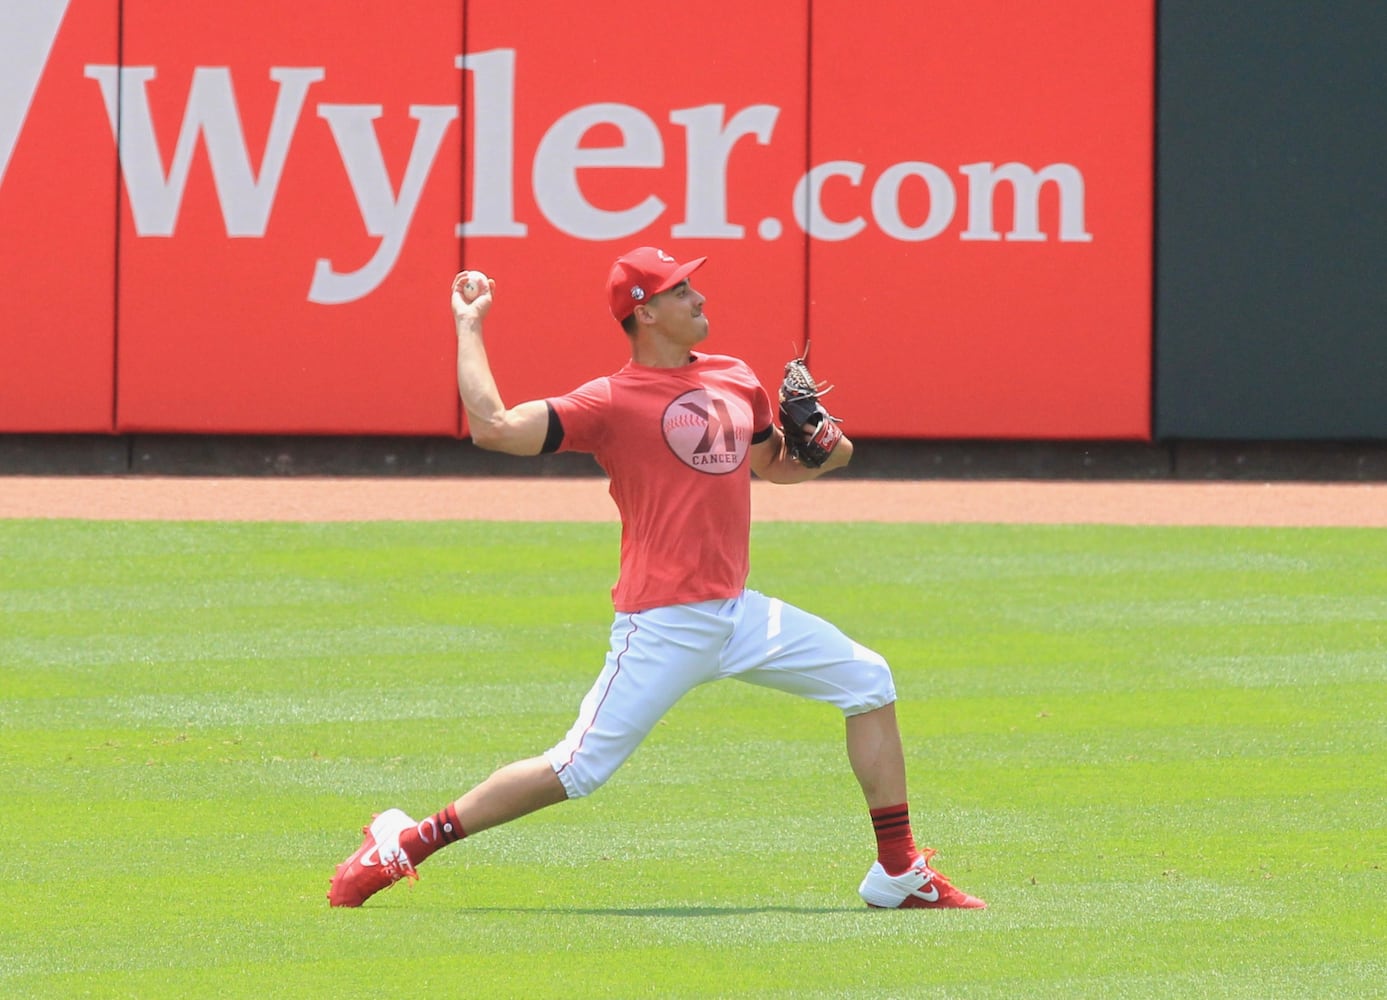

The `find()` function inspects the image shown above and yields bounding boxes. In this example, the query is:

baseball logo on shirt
[662,388,753,474]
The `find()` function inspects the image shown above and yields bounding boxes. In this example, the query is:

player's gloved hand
[778,352,843,468]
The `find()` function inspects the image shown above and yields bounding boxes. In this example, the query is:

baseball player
[327,247,985,911]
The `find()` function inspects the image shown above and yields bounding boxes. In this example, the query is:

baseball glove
[778,351,844,468]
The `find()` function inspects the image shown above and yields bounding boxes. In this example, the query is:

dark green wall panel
[1156,2,1387,439]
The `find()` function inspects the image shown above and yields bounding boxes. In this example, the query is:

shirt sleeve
[546,377,612,455]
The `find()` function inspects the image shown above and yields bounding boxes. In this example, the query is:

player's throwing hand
[451,270,494,320]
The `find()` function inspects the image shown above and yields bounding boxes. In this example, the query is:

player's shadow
[469,905,857,917]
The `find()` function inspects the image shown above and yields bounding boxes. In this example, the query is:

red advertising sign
[0,0,118,432]
[0,1,1154,440]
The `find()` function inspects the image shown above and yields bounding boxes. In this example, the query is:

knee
[544,749,613,800]
[849,644,897,714]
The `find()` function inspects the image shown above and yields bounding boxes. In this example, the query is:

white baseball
[460,270,487,302]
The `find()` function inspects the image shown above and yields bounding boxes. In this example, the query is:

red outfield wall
[0,0,1154,439]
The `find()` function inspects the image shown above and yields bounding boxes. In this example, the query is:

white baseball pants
[544,588,896,799]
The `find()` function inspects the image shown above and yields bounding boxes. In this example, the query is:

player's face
[648,280,708,346]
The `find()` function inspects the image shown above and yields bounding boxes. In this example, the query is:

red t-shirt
[548,353,774,613]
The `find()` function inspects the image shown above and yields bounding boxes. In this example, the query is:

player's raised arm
[451,270,552,456]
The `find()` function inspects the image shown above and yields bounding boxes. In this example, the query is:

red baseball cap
[606,247,707,321]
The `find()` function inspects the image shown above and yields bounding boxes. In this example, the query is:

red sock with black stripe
[399,803,465,865]
[870,803,922,876]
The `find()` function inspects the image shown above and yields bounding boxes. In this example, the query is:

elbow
[467,410,544,456]
[467,418,505,452]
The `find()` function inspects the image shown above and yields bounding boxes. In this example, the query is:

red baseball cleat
[858,848,987,909]
[327,809,419,908]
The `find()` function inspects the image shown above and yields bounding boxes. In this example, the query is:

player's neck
[631,337,696,369]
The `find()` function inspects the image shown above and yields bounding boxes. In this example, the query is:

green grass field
[1,519,1383,998]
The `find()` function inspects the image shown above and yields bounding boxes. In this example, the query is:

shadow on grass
[463,905,860,917]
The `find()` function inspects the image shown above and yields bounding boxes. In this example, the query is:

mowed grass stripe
[0,520,1382,999]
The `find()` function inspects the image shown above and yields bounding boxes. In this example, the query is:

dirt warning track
[1,477,1384,527]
